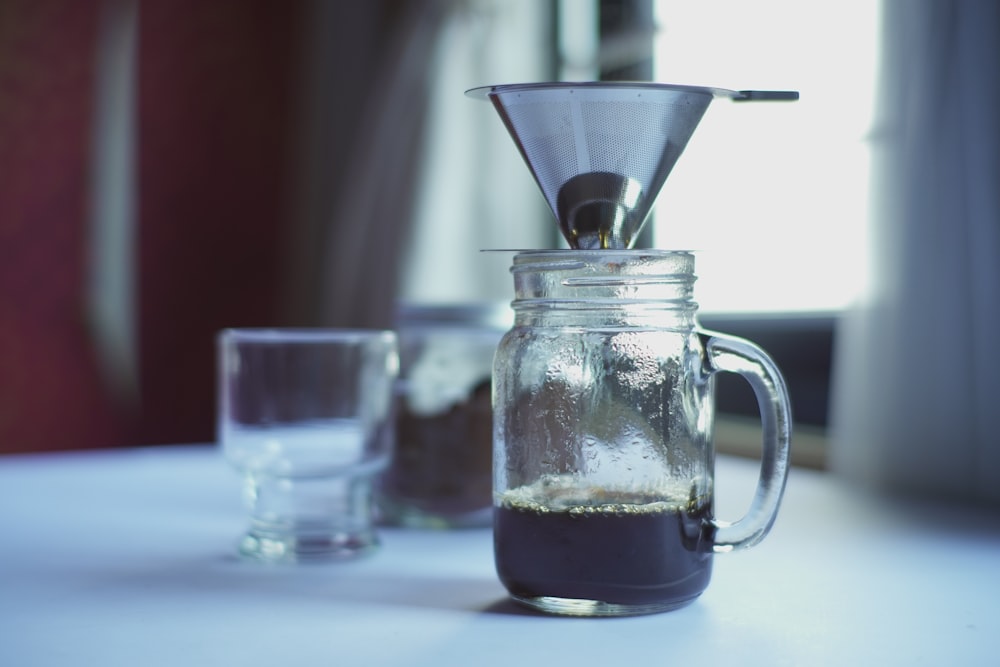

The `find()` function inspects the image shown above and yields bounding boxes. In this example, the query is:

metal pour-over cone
[467,82,796,249]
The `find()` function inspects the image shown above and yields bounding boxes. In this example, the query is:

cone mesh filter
[468,82,726,249]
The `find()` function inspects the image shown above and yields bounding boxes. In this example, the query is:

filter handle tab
[734,90,800,102]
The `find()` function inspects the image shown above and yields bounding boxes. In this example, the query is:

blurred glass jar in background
[379,303,512,528]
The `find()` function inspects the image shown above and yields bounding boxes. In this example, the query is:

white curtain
[284,0,554,325]
[830,0,1000,505]
[281,1,453,329]
[399,0,555,305]
[87,0,138,404]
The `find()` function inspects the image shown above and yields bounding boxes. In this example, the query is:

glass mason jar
[380,303,512,528]
[492,250,792,616]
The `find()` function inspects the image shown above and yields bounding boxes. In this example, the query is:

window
[650,1,880,315]
[645,2,880,462]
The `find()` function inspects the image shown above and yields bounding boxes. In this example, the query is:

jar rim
[217,328,397,345]
[510,249,697,278]
[396,302,514,329]
[512,249,695,258]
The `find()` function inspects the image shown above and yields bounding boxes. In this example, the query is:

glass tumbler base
[238,473,381,562]
[238,525,379,563]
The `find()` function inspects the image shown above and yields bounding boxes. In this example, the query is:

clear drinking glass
[217,329,398,562]
[492,250,792,615]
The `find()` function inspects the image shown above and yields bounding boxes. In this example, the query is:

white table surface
[2,444,998,667]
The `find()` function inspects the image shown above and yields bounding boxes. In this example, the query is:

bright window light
[652,1,879,313]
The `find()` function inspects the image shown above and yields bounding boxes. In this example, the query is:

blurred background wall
[0,0,439,452]
[2,0,998,509]
[0,0,547,453]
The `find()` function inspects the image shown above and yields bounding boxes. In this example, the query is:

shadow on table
[82,552,716,620]
[478,598,544,616]
[80,553,520,614]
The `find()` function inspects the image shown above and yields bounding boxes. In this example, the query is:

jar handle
[700,331,793,553]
